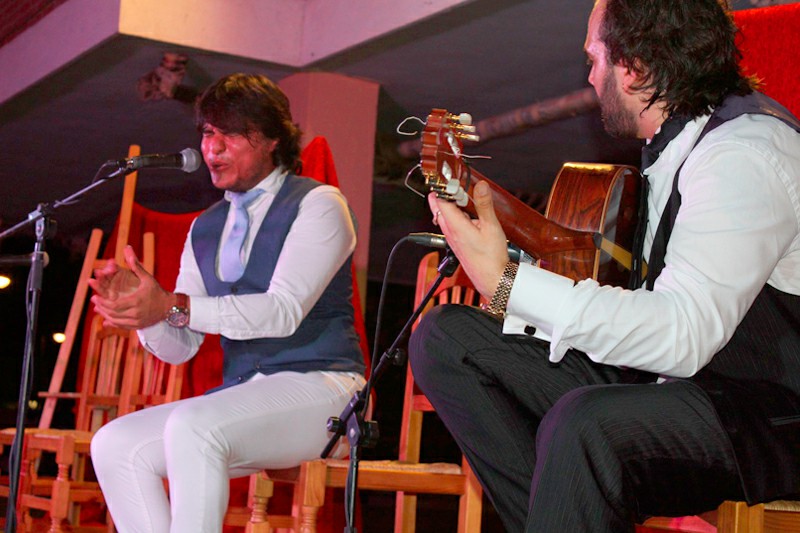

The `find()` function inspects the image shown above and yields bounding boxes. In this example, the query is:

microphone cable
[362,235,417,420]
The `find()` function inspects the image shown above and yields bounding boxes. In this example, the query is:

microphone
[0,252,50,267]
[408,232,533,264]
[115,148,201,173]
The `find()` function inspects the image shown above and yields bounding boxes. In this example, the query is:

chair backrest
[49,312,184,433]
[413,252,485,325]
[37,225,182,431]
[117,339,184,417]
[67,315,137,431]
[400,251,486,461]
[81,316,126,430]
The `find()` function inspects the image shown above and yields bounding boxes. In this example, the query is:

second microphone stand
[320,249,461,533]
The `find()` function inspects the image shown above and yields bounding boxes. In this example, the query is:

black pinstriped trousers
[409,304,745,532]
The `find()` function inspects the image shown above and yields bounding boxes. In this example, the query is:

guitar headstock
[420,109,479,207]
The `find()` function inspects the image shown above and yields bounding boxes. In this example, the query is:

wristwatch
[165,293,190,328]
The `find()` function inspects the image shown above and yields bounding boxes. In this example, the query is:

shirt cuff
[137,321,171,354]
[504,262,576,344]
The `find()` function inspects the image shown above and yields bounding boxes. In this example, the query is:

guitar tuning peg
[446,112,473,126]
[445,179,470,207]
[447,112,479,140]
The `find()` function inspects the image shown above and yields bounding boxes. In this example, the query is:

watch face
[166,308,189,328]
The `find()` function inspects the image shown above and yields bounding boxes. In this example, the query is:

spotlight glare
[0,275,10,289]
[53,332,67,344]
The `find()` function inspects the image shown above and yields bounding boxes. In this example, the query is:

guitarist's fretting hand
[428,180,511,301]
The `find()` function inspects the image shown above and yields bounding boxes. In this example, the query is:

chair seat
[763,500,800,512]
[1,428,94,450]
[325,458,464,475]
[266,458,471,497]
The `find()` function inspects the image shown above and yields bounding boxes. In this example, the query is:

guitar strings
[396,116,426,135]
[403,151,490,203]
[397,112,490,207]
[403,162,479,209]
[404,164,427,199]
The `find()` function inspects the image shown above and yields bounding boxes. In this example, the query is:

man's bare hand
[88,246,174,330]
[88,256,140,300]
[428,180,510,300]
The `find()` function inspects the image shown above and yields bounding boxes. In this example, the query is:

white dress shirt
[137,167,357,364]
[503,112,800,377]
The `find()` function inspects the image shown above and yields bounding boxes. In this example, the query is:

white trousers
[91,370,365,533]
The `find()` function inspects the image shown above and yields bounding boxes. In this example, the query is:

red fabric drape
[82,136,365,531]
[301,137,372,374]
[734,3,800,117]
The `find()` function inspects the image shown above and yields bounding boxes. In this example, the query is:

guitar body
[420,108,642,288]
[543,163,641,286]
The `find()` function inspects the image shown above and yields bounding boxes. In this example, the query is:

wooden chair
[1,315,170,532]
[3,297,184,533]
[0,234,185,532]
[38,144,147,430]
[642,501,800,533]
[0,145,189,532]
[714,500,800,533]
[230,251,483,533]
[714,6,800,531]
[395,251,485,531]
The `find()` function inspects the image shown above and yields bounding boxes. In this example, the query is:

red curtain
[734,3,800,117]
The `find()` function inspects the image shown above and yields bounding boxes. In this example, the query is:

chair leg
[717,500,765,533]
[17,445,37,532]
[456,459,482,533]
[47,436,76,533]
[293,461,326,533]
[246,472,274,533]
[394,493,418,533]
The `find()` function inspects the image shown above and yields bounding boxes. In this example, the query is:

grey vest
[191,174,364,392]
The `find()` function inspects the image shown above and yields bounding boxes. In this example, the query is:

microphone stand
[1,166,129,533]
[320,249,461,533]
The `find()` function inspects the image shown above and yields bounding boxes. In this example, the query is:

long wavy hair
[600,0,758,118]
[195,73,303,174]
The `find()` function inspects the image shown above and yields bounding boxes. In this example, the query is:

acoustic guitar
[419,108,642,287]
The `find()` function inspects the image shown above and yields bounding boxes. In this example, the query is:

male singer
[89,73,365,532]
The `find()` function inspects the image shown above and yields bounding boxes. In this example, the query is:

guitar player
[410,0,800,531]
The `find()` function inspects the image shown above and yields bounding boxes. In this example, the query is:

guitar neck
[418,107,637,282]
[457,166,598,259]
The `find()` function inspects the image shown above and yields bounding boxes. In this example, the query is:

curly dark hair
[600,0,758,118]
[195,73,303,174]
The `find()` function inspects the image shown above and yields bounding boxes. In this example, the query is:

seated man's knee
[163,400,223,453]
[91,418,133,473]
[409,304,471,386]
[538,386,614,451]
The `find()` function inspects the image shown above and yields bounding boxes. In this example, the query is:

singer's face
[200,124,278,192]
